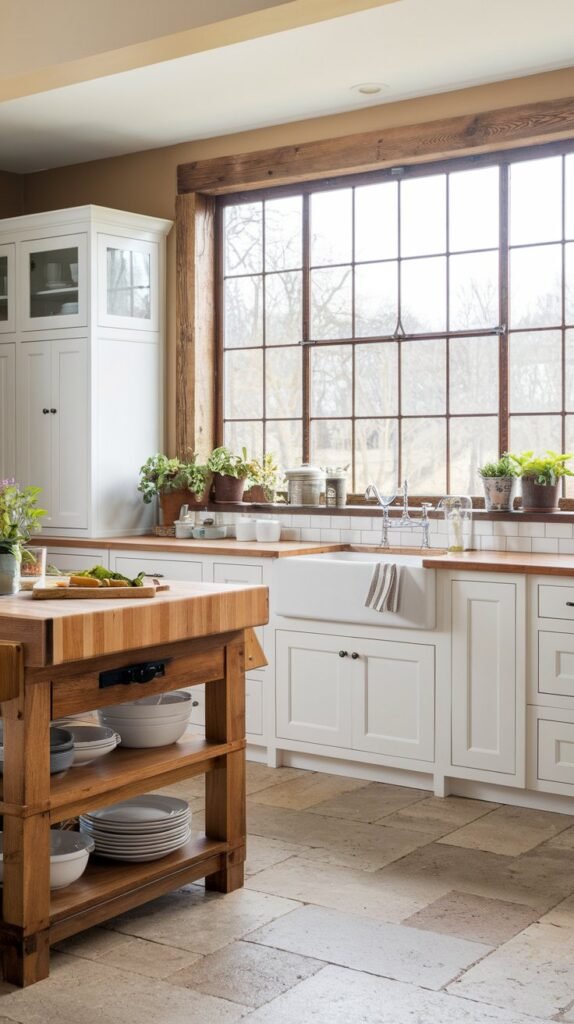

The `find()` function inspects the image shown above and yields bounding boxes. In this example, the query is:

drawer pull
[566,602,574,607]
[144,572,165,578]
[99,659,171,689]
[191,700,200,707]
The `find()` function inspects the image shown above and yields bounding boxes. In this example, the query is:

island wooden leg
[204,636,246,893]
[1,680,51,986]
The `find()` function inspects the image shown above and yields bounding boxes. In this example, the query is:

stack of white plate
[79,795,192,862]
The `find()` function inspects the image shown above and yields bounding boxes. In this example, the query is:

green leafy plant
[138,454,209,504]
[0,479,46,555]
[207,446,255,481]
[477,454,519,479]
[508,450,574,485]
[247,452,283,500]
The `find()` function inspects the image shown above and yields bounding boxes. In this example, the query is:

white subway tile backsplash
[558,540,574,554]
[532,538,559,553]
[280,527,301,541]
[545,523,573,538]
[320,529,342,542]
[518,522,546,537]
[340,529,362,544]
[309,515,332,529]
[300,528,321,541]
[506,537,533,552]
[493,521,519,536]
[473,521,494,536]
[331,516,351,530]
[480,536,507,551]
[361,530,382,545]
[292,515,311,529]
[354,515,377,530]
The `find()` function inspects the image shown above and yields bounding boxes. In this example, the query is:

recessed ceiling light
[351,83,388,96]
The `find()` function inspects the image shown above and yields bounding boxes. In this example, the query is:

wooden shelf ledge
[49,833,239,943]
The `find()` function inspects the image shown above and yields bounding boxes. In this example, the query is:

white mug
[235,519,257,541]
[255,519,281,542]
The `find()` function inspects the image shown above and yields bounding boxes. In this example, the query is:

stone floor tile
[247,804,431,871]
[245,855,437,922]
[246,904,490,990]
[306,781,429,822]
[240,964,553,1024]
[106,886,302,954]
[438,804,574,856]
[97,936,203,978]
[54,926,133,960]
[245,835,311,876]
[448,921,574,1019]
[245,762,312,795]
[402,890,539,945]
[169,938,322,1007]
[379,840,574,911]
[379,796,498,838]
[249,773,365,810]
[0,953,246,1024]
[544,824,574,849]
[539,893,574,928]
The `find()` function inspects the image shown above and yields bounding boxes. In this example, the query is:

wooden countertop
[421,550,574,576]
[42,536,345,559]
[0,580,268,667]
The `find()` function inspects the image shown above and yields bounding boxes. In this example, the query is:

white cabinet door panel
[46,548,109,572]
[0,344,16,479]
[246,676,263,736]
[51,339,89,529]
[351,639,435,761]
[538,718,574,786]
[538,584,574,622]
[111,554,204,582]
[451,579,516,774]
[276,630,352,747]
[17,342,52,522]
[538,631,574,699]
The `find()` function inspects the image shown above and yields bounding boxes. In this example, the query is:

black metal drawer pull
[566,602,574,607]
[99,659,171,689]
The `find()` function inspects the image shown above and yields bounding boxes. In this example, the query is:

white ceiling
[1,0,573,174]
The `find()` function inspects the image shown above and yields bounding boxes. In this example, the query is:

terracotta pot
[520,476,560,513]
[212,473,246,503]
[243,484,269,503]
[482,476,517,512]
[159,479,212,525]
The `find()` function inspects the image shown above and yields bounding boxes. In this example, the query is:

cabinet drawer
[112,554,204,582]
[46,549,109,573]
[538,631,574,699]
[213,563,263,586]
[246,676,263,736]
[538,584,574,621]
[52,640,223,718]
[538,717,574,786]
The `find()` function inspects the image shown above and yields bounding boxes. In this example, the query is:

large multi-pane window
[218,143,574,496]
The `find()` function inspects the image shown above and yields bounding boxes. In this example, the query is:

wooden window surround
[176,95,574,502]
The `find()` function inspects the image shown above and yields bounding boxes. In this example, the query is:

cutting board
[32,583,169,600]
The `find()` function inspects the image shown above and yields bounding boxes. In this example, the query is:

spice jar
[324,468,348,508]
[438,495,473,552]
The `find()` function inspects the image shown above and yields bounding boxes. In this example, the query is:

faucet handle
[421,502,433,519]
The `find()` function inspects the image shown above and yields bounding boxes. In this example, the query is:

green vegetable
[71,565,146,587]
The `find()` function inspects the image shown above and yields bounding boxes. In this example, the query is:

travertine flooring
[2,764,574,1023]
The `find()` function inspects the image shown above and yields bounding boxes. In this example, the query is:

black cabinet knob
[50,408,57,414]
[42,408,50,414]
[351,652,360,659]
[339,650,348,658]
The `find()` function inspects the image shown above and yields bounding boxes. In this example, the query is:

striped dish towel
[364,563,401,612]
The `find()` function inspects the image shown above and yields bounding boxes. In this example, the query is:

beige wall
[19,66,574,451]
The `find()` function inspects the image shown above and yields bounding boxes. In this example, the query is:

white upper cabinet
[0,344,16,478]
[98,234,159,331]
[19,233,88,332]
[0,243,15,334]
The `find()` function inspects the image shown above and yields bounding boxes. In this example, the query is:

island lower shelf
[49,833,240,943]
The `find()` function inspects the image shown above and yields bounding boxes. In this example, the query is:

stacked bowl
[58,723,121,766]
[0,829,94,889]
[98,691,192,748]
[79,795,192,862]
[0,724,75,775]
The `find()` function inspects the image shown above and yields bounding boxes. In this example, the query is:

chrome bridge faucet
[364,479,432,549]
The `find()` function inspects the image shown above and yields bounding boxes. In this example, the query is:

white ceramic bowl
[0,830,94,889]
[101,692,192,719]
[255,519,281,542]
[99,715,190,748]
[65,725,121,766]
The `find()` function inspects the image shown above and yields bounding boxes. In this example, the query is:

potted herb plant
[138,454,210,526]
[207,446,255,503]
[0,479,46,596]
[508,450,574,513]
[244,452,283,503]
[478,454,519,511]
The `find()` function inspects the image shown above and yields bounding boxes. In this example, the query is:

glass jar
[439,495,473,552]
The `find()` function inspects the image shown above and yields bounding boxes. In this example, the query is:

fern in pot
[138,454,211,526]
[478,454,519,512]
[509,450,573,513]
[0,480,46,596]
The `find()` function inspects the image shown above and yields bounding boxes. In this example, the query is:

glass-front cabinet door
[0,243,16,334]
[19,233,87,331]
[98,234,159,330]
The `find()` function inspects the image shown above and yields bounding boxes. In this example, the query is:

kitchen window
[217,142,574,496]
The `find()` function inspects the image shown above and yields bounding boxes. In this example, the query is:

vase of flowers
[0,480,46,596]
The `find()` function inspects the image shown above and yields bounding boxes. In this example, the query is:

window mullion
[302,193,311,463]
[499,163,510,454]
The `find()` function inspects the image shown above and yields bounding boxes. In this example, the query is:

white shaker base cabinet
[276,630,435,763]
[451,578,518,776]
[18,338,88,530]
[0,343,15,480]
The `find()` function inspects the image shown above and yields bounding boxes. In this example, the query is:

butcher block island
[0,580,268,987]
